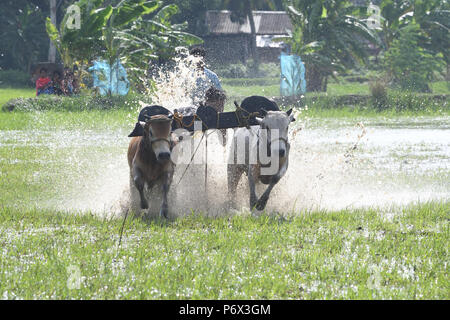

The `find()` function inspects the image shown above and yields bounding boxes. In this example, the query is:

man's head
[190,47,206,70]
[40,68,48,78]
[204,87,226,113]
[52,70,61,81]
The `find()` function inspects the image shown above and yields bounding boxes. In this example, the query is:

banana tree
[100,2,203,93]
[46,0,113,67]
[46,0,202,93]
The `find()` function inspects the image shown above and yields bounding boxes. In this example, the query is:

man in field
[190,47,223,104]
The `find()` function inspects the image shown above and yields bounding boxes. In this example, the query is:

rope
[234,101,260,128]
[172,111,184,128]
[175,131,206,187]
[204,135,208,206]
[173,112,198,129]
[118,208,129,249]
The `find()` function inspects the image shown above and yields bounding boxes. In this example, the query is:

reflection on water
[0,116,448,215]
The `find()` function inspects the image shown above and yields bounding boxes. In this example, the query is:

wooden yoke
[128,96,280,137]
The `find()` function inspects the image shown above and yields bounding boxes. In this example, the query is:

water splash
[149,48,207,111]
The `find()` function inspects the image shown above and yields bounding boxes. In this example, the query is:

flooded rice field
[0,114,448,216]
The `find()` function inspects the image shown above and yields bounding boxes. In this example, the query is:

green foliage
[215,62,279,79]
[386,91,448,113]
[384,23,444,92]
[0,3,49,73]
[166,0,222,35]
[2,93,151,112]
[46,0,202,93]
[0,203,448,299]
[379,0,414,49]
[281,0,379,92]
[303,91,448,114]
[216,64,248,78]
[369,81,389,111]
[412,0,450,66]
[0,70,33,88]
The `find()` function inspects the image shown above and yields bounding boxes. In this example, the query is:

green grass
[222,79,371,98]
[430,81,450,94]
[0,88,35,106]
[223,79,450,99]
[0,202,448,299]
[0,92,448,299]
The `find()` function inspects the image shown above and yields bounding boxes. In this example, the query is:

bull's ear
[289,114,295,122]
[128,122,145,137]
[255,117,263,125]
[286,109,295,122]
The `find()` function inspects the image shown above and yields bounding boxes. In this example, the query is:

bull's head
[141,115,173,163]
[254,109,295,159]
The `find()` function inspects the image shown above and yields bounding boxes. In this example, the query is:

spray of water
[41,54,448,217]
[150,48,207,111]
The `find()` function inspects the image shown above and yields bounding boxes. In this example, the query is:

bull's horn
[260,109,268,117]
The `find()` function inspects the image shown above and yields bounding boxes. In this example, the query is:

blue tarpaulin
[280,53,306,96]
[88,59,130,96]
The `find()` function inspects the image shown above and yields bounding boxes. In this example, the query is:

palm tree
[283,0,379,92]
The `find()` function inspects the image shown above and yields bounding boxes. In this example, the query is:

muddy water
[274,116,450,212]
[1,116,448,216]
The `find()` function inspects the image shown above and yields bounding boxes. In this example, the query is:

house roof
[205,10,293,35]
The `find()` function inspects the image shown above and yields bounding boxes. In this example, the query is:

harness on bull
[126,96,281,208]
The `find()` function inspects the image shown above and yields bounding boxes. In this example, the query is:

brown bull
[128,115,175,218]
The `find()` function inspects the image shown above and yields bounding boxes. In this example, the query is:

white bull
[227,109,295,210]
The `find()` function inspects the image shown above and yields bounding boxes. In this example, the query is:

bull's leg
[218,129,227,147]
[255,182,277,211]
[132,166,148,210]
[160,171,173,218]
[248,165,258,209]
[227,164,244,208]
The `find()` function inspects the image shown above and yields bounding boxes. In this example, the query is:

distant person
[202,86,227,146]
[190,47,222,103]
[51,71,64,95]
[62,67,80,95]
[203,86,226,113]
[35,68,52,96]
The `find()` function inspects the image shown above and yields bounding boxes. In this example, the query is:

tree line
[0,0,448,93]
